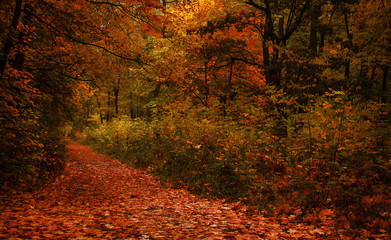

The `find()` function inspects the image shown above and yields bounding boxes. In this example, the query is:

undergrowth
[75,94,390,237]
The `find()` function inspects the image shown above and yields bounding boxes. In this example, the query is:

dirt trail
[0,141,326,239]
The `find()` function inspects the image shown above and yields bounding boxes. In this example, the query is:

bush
[0,117,67,191]
[77,95,390,235]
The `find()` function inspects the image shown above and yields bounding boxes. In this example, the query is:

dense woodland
[1,0,390,237]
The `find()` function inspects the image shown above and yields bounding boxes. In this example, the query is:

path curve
[0,141,327,239]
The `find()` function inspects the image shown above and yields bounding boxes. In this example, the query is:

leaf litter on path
[1,141,333,239]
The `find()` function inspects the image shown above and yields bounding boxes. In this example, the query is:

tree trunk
[12,4,32,71]
[381,66,389,103]
[319,28,326,53]
[263,39,272,85]
[97,98,103,124]
[114,87,119,115]
[129,92,135,119]
[344,13,353,81]
[309,19,317,57]
[0,0,23,79]
[220,61,234,117]
[345,60,351,80]
[263,4,274,86]
[204,62,209,107]
[309,5,321,57]
[106,90,111,122]
[152,82,161,98]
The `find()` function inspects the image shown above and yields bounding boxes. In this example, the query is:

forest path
[0,141,325,239]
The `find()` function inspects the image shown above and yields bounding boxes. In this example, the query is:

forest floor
[1,141,334,239]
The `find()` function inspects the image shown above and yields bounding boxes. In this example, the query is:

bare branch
[245,0,267,12]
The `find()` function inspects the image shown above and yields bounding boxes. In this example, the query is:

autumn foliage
[1,0,390,238]
[0,0,162,187]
